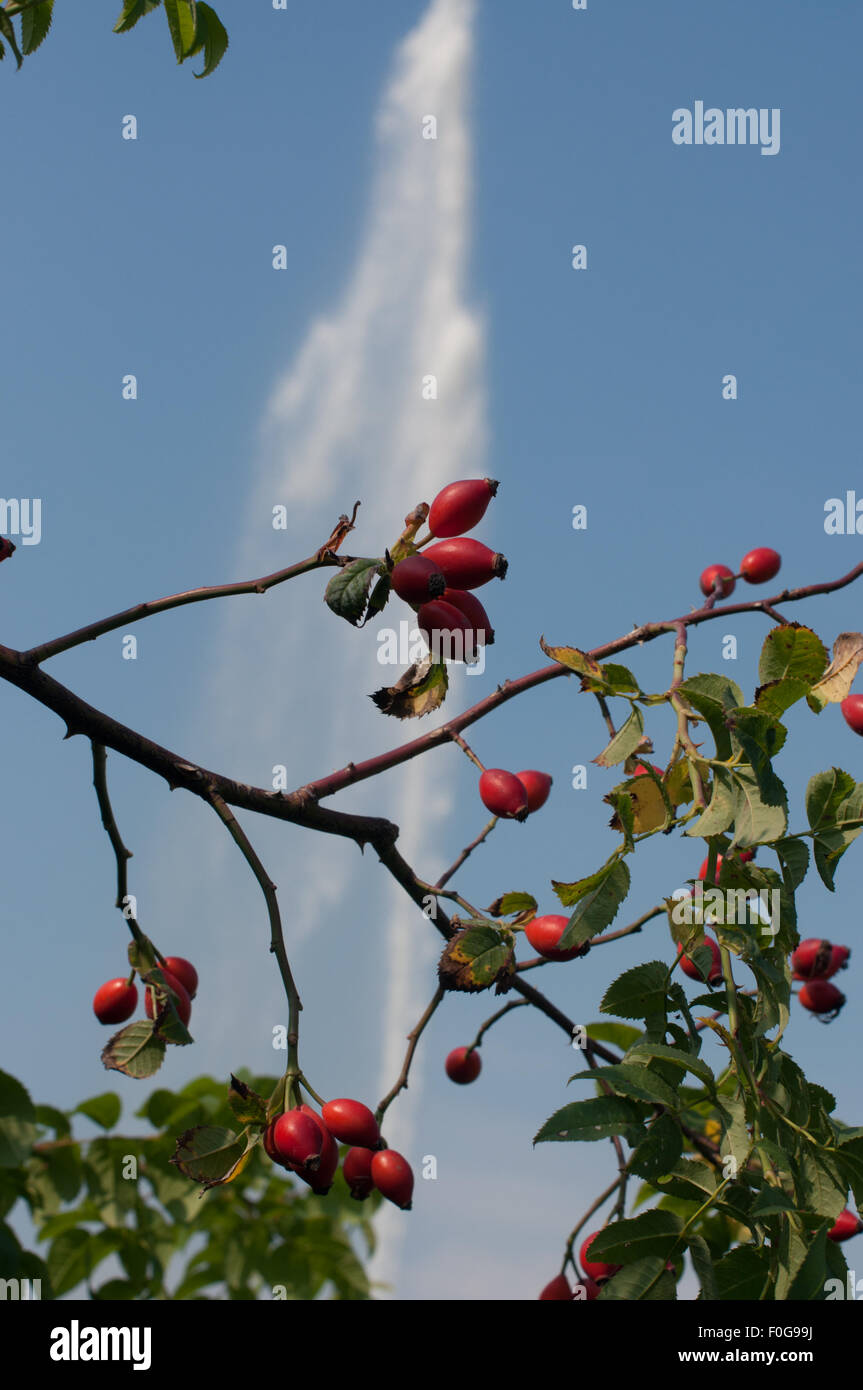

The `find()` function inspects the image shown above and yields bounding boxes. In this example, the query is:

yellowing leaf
[371,657,448,719]
[808,632,863,709]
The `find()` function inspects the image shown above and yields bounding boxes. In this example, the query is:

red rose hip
[798,980,845,1017]
[296,1105,339,1193]
[828,1208,863,1242]
[841,695,863,735]
[791,939,834,981]
[572,1277,601,1301]
[677,935,723,986]
[538,1274,571,1300]
[370,1149,414,1209]
[428,478,498,538]
[516,770,553,813]
[740,548,781,584]
[478,768,529,821]
[699,564,735,599]
[417,599,477,662]
[93,978,138,1025]
[391,554,446,604]
[445,1046,481,1084]
[524,914,582,963]
[321,1098,380,1149]
[0,537,15,562]
[162,956,198,1000]
[579,1231,621,1283]
[272,1110,323,1171]
[423,538,507,589]
[441,589,495,644]
[343,1146,376,1200]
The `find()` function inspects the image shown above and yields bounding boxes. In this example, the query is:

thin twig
[207,791,303,1079]
[21,506,361,666]
[376,987,444,1123]
[434,816,498,890]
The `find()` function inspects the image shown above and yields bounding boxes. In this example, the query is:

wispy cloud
[153,0,484,1297]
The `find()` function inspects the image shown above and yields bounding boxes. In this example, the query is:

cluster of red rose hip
[699,546,863,736]
[390,477,505,661]
[262,1097,413,1209]
[675,854,852,1021]
[92,956,198,1027]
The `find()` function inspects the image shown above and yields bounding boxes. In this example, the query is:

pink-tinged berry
[516,770,553,813]
[677,935,723,987]
[445,1046,481,1084]
[391,554,446,604]
[827,1208,863,1242]
[740,548,781,584]
[699,564,735,599]
[798,980,845,1018]
[370,1149,414,1209]
[539,1274,571,1300]
[841,695,863,736]
[321,1098,381,1149]
[428,478,498,538]
[423,538,508,590]
[93,978,138,1025]
[478,768,529,821]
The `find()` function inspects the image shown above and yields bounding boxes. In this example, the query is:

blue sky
[1,0,862,1300]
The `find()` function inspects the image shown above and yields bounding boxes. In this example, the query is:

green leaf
[75,1093,121,1131]
[487,891,537,918]
[171,1124,249,1189]
[600,961,669,1022]
[558,861,631,950]
[598,662,641,694]
[164,0,198,61]
[773,837,810,891]
[437,925,516,993]
[35,1105,71,1138]
[713,1245,771,1301]
[0,1071,37,1167]
[227,1075,267,1127]
[47,1228,119,1298]
[628,1115,684,1180]
[806,768,856,831]
[811,781,863,889]
[21,0,53,55]
[597,1255,670,1300]
[786,1224,830,1301]
[754,677,811,719]
[534,1096,646,1145]
[833,1138,863,1209]
[687,1234,717,1300]
[553,861,617,909]
[758,623,827,687]
[678,674,745,760]
[730,764,787,847]
[585,1021,642,1050]
[624,1042,716,1093]
[0,1071,35,1123]
[101,1021,166,1080]
[0,12,23,68]
[685,767,736,839]
[750,1185,796,1218]
[569,1063,680,1110]
[593,707,645,768]
[113,0,161,34]
[192,2,228,77]
[794,1148,848,1220]
[588,1210,683,1265]
[325,557,383,626]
